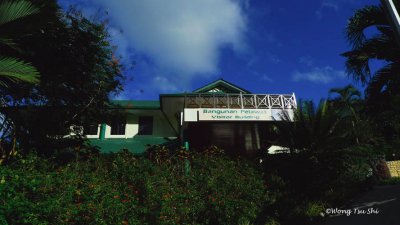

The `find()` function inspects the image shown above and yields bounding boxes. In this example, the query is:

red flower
[113,195,119,199]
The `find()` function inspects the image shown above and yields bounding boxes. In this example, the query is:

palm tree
[329,85,363,144]
[0,0,40,164]
[0,0,40,87]
[342,4,400,100]
[329,85,361,117]
[274,100,344,154]
[343,3,400,143]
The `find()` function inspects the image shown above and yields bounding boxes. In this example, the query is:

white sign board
[183,108,294,122]
[198,108,272,121]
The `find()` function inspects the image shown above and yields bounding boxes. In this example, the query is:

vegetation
[342,2,400,151]
[261,3,400,223]
[0,0,399,225]
[0,0,40,86]
[0,150,268,225]
[0,0,123,161]
[265,91,380,224]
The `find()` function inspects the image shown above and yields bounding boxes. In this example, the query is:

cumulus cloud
[152,76,179,92]
[321,0,339,10]
[260,74,273,82]
[315,0,357,19]
[265,52,280,64]
[315,0,339,19]
[78,0,247,79]
[299,56,314,67]
[292,66,345,84]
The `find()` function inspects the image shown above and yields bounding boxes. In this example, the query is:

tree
[2,2,124,155]
[329,85,363,144]
[0,0,43,164]
[342,3,400,144]
[274,100,345,154]
[0,0,40,86]
[342,4,400,100]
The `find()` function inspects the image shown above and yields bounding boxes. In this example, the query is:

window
[111,121,126,135]
[138,116,153,135]
[83,124,99,135]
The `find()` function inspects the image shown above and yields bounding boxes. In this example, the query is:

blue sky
[58,0,380,102]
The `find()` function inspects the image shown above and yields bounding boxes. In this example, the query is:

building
[87,79,297,156]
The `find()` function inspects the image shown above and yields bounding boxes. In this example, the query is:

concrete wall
[87,109,177,139]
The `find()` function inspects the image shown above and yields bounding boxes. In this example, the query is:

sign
[198,108,272,121]
[387,160,400,177]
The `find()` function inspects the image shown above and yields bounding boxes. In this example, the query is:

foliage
[0,150,268,225]
[274,100,347,153]
[342,2,400,145]
[261,147,374,225]
[379,177,400,185]
[0,0,40,87]
[0,0,43,164]
[1,1,124,156]
[275,87,379,155]
[270,84,386,224]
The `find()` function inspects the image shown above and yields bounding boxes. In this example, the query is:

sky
[58,0,380,102]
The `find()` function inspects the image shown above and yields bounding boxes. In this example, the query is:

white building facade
[87,79,296,155]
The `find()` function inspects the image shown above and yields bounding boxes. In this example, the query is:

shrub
[260,146,375,225]
[0,150,268,225]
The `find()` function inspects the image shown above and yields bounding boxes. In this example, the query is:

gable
[192,79,251,94]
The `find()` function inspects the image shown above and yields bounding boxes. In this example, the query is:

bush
[261,146,374,225]
[0,150,269,225]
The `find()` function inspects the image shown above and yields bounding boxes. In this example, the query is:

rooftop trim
[110,100,160,109]
[192,79,251,94]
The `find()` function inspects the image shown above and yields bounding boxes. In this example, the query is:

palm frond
[345,5,387,48]
[0,57,39,86]
[342,34,397,84]
[0,36,19,51]
[275,99,343,153]
[329,85,361,101]
[0,0,39,26]
[366,63,399,99]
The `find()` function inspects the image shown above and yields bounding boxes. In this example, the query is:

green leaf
[0,0,39,26]
[0,36,19,51]
[0,57,40,86]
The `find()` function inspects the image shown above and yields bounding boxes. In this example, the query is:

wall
[87,109,177,139]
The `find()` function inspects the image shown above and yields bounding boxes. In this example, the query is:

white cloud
[315,0,357,19]
[260,74,273,82]
[266,52,280,64]
[86,0,247,79]
[251,71,273,83]
[315,0,339,19]
[299,56,314,67]
[152,76,179,92]
[292,66,345,84]
[321,1,339,10]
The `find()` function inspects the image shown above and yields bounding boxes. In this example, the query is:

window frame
[110,120,126,136]
[83,124,100,136]
[138,116,153,135]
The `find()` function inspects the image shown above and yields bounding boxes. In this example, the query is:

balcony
[184,93,297,109]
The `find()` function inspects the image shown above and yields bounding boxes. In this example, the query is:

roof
[112,79,254,106]
[192,79,251,94]
[110,100,160,109]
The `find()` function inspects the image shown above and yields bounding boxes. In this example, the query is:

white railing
[184,93,297,109]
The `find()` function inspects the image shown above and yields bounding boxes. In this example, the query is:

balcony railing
[184,93,297,109]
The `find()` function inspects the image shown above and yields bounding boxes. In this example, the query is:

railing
[184,93,297,109]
